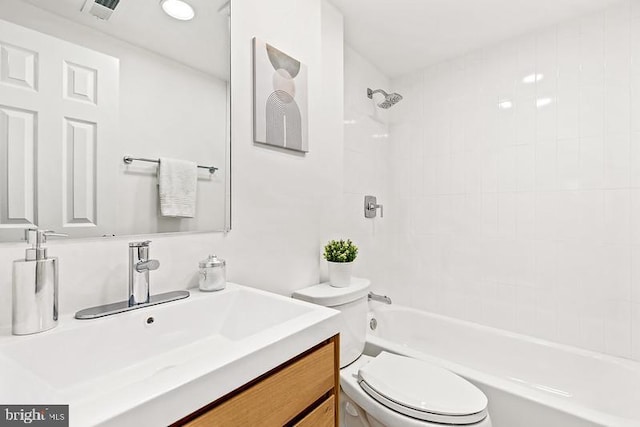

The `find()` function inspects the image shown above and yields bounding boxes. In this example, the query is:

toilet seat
[357,352,488,425]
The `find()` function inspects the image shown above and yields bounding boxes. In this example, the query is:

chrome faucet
[75,240,188,319]
[129,241,160,306]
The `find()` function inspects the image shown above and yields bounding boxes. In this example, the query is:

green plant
[323,239,358,263]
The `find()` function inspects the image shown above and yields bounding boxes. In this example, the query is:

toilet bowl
[292,279,491,427]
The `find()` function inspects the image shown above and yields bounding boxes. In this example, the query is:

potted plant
[323,239,358,287]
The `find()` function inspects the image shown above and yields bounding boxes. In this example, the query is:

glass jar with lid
[199,255,226,291]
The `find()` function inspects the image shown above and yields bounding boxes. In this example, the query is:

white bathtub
[365,304,640,427]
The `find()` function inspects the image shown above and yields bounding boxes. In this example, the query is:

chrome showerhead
[367,88,403,109]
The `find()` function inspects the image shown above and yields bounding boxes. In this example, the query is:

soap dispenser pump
[12,229,67,335]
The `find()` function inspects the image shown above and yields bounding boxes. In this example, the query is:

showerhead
[367,88,403,109]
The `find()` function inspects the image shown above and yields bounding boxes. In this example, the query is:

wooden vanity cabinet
[173,335,340,427]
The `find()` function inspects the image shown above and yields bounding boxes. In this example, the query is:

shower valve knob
[364,195,383,218]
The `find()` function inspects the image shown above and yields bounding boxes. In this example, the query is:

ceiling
[21,0,229,79]
[330,0,624,78]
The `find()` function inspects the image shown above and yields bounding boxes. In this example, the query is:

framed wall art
[253,38,308,153]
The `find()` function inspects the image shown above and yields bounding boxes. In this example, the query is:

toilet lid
[358,352,488,425]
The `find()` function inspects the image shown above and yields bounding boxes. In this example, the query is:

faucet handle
[129,240,151,248]
[135,259,160,273]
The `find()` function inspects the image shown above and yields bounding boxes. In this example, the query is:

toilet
[292,278,492,427]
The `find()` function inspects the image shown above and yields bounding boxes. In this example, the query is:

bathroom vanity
[176,337,339,426]
[0,284,341,426]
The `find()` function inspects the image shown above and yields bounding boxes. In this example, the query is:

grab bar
[123,156,218,174]
[368,292,392,305]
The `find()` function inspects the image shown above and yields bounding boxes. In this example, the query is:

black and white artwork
[253,38,308,153]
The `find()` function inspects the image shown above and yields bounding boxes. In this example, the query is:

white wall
[0,0,228,236]
[0,0,345,330]
[384,1,640,360]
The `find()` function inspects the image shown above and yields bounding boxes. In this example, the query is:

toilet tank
[292,278,371,367]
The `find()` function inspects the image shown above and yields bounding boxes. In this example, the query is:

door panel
[0,106,36,228]
[63,118,97,226]
[0,42,38,91]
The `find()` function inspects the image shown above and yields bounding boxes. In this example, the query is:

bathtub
[365,304,640,427]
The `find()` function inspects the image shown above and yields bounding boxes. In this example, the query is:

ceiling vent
[81,0,120,21]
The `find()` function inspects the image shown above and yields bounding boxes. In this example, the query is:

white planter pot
[328,261,354,287]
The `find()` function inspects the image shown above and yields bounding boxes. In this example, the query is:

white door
[0,18,118,240]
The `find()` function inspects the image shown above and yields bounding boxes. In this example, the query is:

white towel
[158,157,198,218]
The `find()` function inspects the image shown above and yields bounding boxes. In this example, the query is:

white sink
[0,283,339,427]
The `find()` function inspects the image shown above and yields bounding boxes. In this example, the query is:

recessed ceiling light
[160,0,195,21]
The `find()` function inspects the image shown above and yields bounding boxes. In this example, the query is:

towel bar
[123,156,218,174]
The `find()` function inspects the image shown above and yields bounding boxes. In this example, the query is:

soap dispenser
[12,229,67,335]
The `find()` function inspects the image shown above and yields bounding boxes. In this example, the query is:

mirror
[0,0,231,241]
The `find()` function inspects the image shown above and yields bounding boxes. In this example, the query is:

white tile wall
[385,1,640,360]
[338,46,395,296]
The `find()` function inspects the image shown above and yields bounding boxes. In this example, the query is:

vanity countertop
[0,283,340,427]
